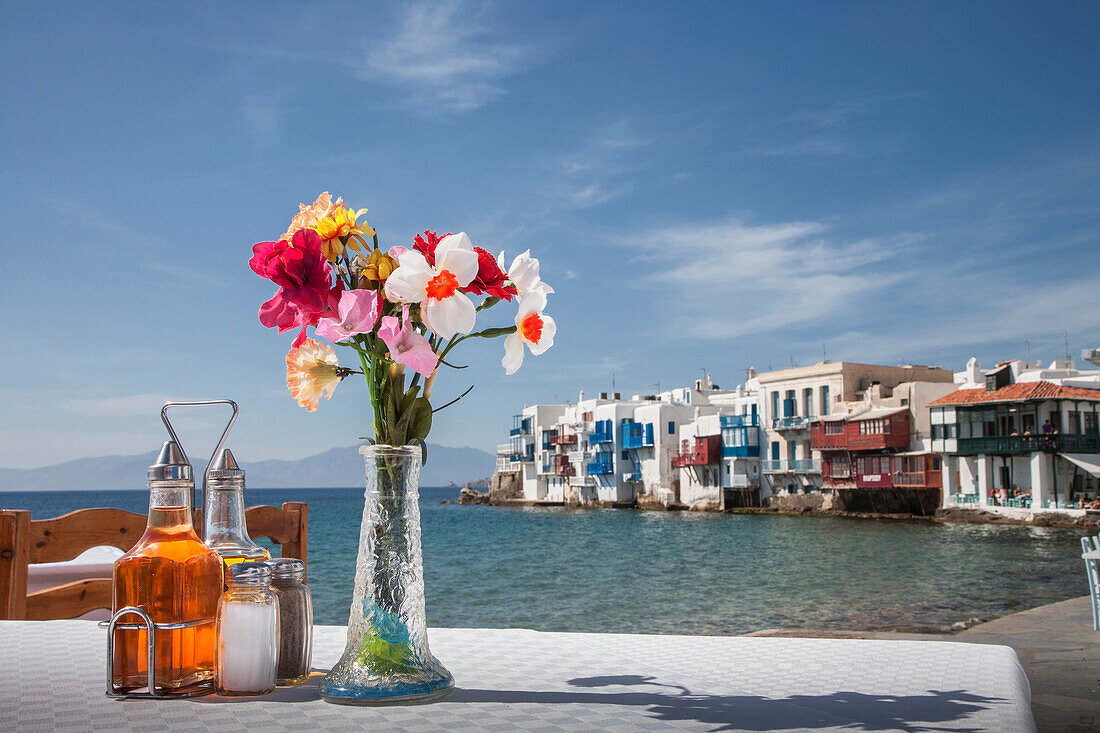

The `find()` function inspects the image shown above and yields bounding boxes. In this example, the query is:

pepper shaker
[269,558,313,686]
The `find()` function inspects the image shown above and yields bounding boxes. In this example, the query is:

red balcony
[549,433,578,446]
[553,454,575,476]
[671,435,721,468]
[811,411,911,452]
[855,471,893,489]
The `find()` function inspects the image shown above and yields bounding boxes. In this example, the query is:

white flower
[507,250,554,299]
[384,232,480,340]
[502,291,556,375]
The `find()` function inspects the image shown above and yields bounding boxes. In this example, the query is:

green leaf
[468,325,517,339]
[408,397,433,442]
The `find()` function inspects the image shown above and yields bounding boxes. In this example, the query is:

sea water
[6,488,1090,634]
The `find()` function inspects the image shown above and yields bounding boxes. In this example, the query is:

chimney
[613,392,621,400]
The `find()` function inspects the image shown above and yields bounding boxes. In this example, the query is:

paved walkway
[748,596,1099,733]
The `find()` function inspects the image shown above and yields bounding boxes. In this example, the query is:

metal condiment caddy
[101,399,239,699]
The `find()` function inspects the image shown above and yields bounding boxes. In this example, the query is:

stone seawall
[489,470,523,503]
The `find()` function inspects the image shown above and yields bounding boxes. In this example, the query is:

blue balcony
[622,422,654,449]
[720,414,759,428]
[623,462,642,482]
[722,445,761,458]
[589,418,614,444]
[586,459,614,475]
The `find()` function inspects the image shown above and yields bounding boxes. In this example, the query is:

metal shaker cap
[148,440,193,481]
[269,558,306,582]
[208,447,245,482]
[227,561,272,586]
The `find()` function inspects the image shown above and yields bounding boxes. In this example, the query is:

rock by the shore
[458,487,490,505]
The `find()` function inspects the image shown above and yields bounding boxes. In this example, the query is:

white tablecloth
[0,620,1035,732]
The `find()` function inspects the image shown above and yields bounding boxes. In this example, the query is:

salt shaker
[269,558,313,686]
[215,562,279,696]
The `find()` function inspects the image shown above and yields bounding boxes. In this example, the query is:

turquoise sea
[5,488,1091,634]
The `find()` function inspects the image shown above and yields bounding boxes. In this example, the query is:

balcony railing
[586,460,614,475]
[761,459,821,474]
[721,445,760,458]
[589,430,614,445]
[549,434,578,446]
[955,433,1100,455]
[496,443,512,455]
[772,416,813,431]
[720,414,759,428]
[622,423,654,449]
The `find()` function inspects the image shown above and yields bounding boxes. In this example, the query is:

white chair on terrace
[1083,536,1100,631]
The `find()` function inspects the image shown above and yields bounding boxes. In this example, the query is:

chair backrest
[0,502,307,620]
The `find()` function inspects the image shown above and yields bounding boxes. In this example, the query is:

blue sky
[2,1,1098,469]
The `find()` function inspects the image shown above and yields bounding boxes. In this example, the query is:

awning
[1062,453,1100,478]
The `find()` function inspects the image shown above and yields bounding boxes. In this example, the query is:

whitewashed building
[930,358,1100,514]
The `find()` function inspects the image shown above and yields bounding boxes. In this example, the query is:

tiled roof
[927,381,1100,406]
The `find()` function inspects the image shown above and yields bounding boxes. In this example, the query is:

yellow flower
[314,206,375,262]
[357,247,397,287]
[286,339,343,412]
[281,192,341,242]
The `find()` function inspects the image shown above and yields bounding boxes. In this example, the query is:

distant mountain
[0,444,494,491]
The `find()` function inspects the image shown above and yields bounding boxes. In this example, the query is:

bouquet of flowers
[248,192,556,452]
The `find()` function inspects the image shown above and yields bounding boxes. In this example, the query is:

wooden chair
[0,502,307,620]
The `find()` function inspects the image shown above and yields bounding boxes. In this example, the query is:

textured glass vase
[320,445,454,705]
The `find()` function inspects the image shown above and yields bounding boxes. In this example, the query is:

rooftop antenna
[650,381,661,395]
[1062,331,1071,361]
[789,355,795,368]
[1025,339,1030,365]
[822,343,827,362]
[611,372,616,394]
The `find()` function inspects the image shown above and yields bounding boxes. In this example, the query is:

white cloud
[634,216,914,339]
[363,1,533,112]
[549,120,650,209]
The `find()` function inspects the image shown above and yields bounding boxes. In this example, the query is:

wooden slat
[0,510,31,619]
[244,504,297,545]
[27,508,146,564]
[279,502,307,565]
[25,578,112,620]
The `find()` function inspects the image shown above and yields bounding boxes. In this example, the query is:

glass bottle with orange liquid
[111,441,223,693]
[203,448,269,577]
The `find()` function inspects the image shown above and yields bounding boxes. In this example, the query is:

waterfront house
[674,379,764,509]
[810,379,956,514]
[756,362,954,498]
[929,358,1100,514]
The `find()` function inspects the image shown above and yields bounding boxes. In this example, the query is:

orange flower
[286,338,343,412]
[281,192,342,242]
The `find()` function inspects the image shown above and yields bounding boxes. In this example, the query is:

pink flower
[387,245,409,260]
[251,229,334,345]
[377,305,439,377]
[315,289,381,343]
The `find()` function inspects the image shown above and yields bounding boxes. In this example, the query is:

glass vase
[320,445,454,705]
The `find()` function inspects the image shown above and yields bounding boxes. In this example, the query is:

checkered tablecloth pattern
[0,621,1035,732]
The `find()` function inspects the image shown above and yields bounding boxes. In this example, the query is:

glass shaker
[215,561,279,696]
[270,558,313,686]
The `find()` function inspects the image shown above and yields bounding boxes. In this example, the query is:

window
[932,424,943,440]
[784,390,796,417]
[771,392,779,419]
[771,442,780,460]
[803,388,813,418]
[622,450,629,459]
[820,386,830,415]
[932,457,942,470]
[1086,413,1099,436]
[668,421,675,434]
[825,421,844,435]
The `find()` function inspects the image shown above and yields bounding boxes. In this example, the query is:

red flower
[251,229,335,345]
[463,246,517,301]
[412,230,450,267]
